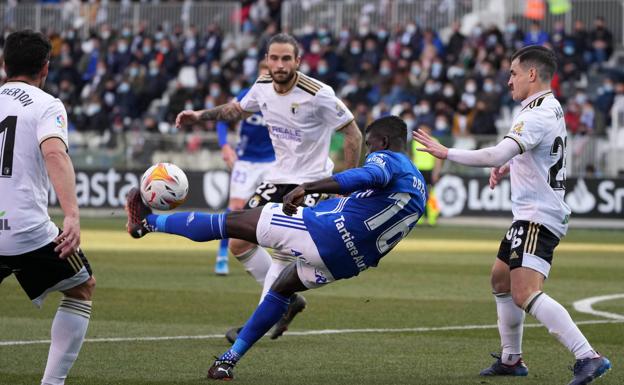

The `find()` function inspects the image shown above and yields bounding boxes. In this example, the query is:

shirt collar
[521,90,553,108]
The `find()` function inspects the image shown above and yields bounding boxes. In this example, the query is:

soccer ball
[140,163,189,210]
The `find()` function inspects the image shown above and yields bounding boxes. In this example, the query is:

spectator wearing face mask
[503,19,524,50]
[446,21,465,63]
[452,101,474,137]
[589,16,613,65]
[461,78,478,109]
[440,82,458,110]
[315,58,336,87]
[415,99,435,129]
[341,39,363,74]
[302,38,322,72]
[432,113,451,137]
[595,78,616,128]
[524,21,549,46]
[571,20,592,67]
[471,99,498,137]
[422,78,442,106]
[565,101,581,135]
[478,77,501,114]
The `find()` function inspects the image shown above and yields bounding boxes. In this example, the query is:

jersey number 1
[0,115,17,178]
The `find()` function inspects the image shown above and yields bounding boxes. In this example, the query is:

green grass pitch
[1,217,622,384]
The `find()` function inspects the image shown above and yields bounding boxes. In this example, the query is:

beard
[269,68,296,84]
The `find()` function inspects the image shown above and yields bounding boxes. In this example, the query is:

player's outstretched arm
[282,177,342,216]
[414,128,521,168]
[175,102,251,128]
[41,138,80,259]
[341,120,363,169]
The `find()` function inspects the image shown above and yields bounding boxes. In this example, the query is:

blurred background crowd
[1,0,623,176]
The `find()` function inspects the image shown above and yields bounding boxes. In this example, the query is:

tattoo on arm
[199,103,244,122]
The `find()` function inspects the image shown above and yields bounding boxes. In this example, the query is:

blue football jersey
[303,151,427,280]
[234,88,275,162]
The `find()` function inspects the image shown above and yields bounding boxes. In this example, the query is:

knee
[491,274,510,294]
[229,238,253,256]
[269,263,300,297]
[64,276,96,301]
[511,289,533,309]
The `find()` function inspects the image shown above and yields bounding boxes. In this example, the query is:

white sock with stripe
[495,292,525,365]
[234,246,271,285]
[41,297,92,385]
[525,291,598,360]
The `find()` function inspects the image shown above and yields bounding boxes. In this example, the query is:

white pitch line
[573,293,624,320]
[1,319,622,347]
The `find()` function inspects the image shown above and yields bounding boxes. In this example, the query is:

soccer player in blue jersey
[214,63,275,276]
[125,115,427,380]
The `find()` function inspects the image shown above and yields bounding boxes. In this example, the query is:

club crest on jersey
[511,121,524,136]
[290,103,299,115]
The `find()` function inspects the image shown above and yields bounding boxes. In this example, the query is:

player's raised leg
[125,187,261,245]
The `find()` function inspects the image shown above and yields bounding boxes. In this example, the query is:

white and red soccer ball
[140,163,189,210]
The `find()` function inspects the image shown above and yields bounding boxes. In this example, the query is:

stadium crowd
[0,5,621,149]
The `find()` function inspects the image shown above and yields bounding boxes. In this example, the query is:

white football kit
[0,82,68,255]
[239,72,354,184]
[504,91,571,239]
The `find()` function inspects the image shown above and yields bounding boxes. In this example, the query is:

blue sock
[219,290,290,362]
[146,212,227,242]
[217,209,231,258]
[217,238,229,258]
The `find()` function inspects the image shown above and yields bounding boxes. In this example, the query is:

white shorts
[256,204,335,289]
[229,160,275,200]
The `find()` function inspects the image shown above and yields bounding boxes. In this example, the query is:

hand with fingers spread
[175,110,200,129]
[54,215,81,259]
[282,185,306,216]
[412,129,449,159]
[489,164,510,189]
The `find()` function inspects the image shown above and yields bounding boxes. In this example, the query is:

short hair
[511,45,557,82]
[267,33,300,58]
[365,115,407,147]
[3,30,52,78]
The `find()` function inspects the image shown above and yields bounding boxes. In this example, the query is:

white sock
[234,246,271,285]
[41,297,92,385]
[526,292,598,360]
[495,293,525,364]
[260,259,290,303]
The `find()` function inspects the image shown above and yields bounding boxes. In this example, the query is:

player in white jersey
[0,30,95,385]
[413,46,610,385]
[176,33,362,340]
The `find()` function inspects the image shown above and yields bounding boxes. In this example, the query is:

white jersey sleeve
[239,81,262,113]
[37,98,69,148]
[504,115,546,154]
[314,86,354,132]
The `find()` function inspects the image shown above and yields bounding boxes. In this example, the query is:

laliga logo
[435,175,467,217]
